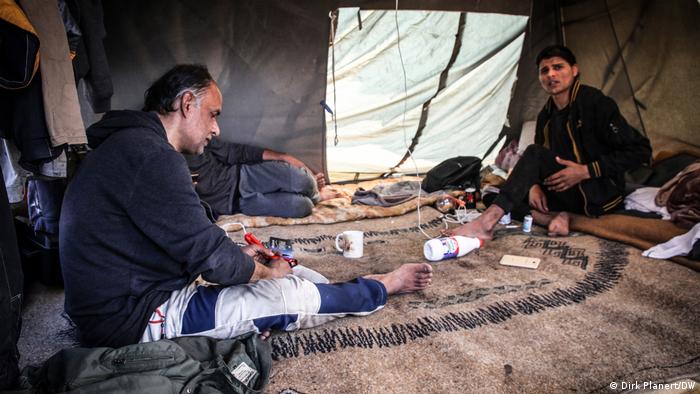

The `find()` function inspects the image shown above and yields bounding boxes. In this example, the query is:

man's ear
[180,91,196,118]
[572,64,579,78]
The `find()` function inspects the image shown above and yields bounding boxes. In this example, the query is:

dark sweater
[59,110,255,347]
[184,138,264,217]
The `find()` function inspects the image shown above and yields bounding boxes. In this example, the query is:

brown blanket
[569,213,699,271]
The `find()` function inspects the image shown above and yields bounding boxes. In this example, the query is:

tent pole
[555,0,565,45]
[603,0,648,136]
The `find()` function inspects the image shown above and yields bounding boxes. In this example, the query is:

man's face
[181,83,222,155]
[538,56,579,97]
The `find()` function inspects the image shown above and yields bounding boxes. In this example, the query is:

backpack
[421,156,482,193]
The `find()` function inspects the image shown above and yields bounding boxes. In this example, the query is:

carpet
[228,207,700,393]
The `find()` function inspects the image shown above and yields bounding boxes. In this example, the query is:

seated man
[185,137,342,219]
[449,45,651,239]
[59,64,433,347]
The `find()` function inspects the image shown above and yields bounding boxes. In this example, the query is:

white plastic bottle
[423,236,483,262]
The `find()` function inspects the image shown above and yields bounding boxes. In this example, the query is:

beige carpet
[228,207,700,394]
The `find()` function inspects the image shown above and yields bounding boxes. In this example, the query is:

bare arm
[262,149,309,170]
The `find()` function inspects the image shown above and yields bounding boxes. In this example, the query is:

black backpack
[421,156,481,193]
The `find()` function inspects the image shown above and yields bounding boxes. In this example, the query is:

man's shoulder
[576,84,611,104]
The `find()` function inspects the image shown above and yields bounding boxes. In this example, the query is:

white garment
[642,222,700,259]
[624,187,671,219]
[141,273,384,344]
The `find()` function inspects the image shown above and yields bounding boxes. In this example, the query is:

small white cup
[335,230,363,258]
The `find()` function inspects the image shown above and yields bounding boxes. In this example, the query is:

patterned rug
[229,207,700,393]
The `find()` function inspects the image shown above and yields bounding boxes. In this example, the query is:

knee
[522,144,549,158]
[286,197,314,218]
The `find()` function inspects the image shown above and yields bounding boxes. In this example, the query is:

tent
[4,1,700,391]
[96,0,699,181]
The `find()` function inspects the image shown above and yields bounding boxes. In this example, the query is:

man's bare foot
[442,204,504,240]
[315,173,326,189]
[547,211,570,236]
[443,221,493,240]
[365,263,433,295]
[319,187,345,201]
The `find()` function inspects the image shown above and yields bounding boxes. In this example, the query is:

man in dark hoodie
[447,45,651,239]
[59,64,433,347]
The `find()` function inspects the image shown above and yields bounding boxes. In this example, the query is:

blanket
[569,213,700,271]
[217,177,457,232]
[224,208,699,393]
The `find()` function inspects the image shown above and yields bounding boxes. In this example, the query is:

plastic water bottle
[423,236,483,262]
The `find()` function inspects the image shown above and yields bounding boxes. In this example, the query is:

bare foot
[315,173,326,189]
[443,221,493,240]
[365,263,433,295]
[547,211,570,236]
[319,187,345,201]
[442,204,504,240]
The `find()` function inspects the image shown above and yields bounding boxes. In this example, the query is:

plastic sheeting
[326,9,527,180]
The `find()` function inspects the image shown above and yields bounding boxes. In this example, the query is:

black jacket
[535,80,652,216]
[60,110,255,347]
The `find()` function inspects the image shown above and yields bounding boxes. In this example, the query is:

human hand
[543,157,590,192]
[241,244,275,265]
[266,257,293,278]
[528,184,549,213]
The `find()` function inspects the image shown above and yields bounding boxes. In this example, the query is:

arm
[586,95,652,180]
[262,149,309,171]
[207,138,264,165]
[127,150,256,286]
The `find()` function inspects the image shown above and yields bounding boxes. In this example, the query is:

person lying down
[184,138,344,219]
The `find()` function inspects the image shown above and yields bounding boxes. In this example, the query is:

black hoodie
[60,110,255,347]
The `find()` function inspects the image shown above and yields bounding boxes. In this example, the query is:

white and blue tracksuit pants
[141,275,387,342]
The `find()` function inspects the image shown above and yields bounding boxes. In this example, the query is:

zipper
[111,355,175,366]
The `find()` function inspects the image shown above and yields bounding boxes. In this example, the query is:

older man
[449,45,651,239]
[60,64,432,347]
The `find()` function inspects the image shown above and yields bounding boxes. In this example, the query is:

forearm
[249,262,273,282]
[248,260,292,282]
[263,149,306,169]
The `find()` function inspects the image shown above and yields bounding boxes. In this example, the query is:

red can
[464,187,477,209]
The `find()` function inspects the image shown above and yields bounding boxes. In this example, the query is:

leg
[531,210,570,236]
[447,145,564,239]
[239,161,318,198]
[141,264,433,342]
[239,191,314,218]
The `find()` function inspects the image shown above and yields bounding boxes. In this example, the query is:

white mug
[335,230,364,258]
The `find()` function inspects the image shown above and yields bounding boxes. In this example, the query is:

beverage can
[464,187,477,209]
[499,212,511,225]
[523,214,533,233]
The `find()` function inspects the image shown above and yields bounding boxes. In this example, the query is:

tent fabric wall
[101,0,332,174]
[325,9,528,179]
[95,0,697,181]
[562,0,700,157]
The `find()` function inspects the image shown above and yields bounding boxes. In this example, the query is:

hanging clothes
[17,0,86,146]
[64,0,113,113]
